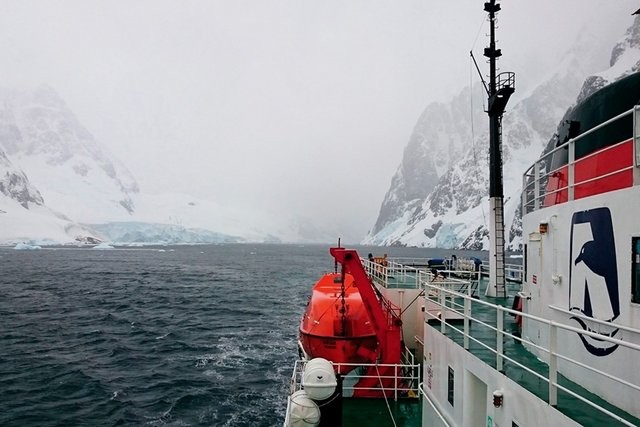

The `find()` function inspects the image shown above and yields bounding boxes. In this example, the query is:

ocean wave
[0,244,342,426]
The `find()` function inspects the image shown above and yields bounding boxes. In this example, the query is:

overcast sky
[0,1,636,242]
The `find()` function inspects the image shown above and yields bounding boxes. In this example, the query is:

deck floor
[430,279,640,427]
[342,398,422,427]
[363,265,639,426]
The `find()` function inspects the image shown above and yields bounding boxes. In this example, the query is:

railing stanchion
[497,306,503,372]
[464,297,470,350]
[534,161,541,210]
[395,364,398,401]
[549,323,558,406]
[568,139,575,201]
[440,288,446,334]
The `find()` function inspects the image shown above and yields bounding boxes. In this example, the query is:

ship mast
[484,0,514,298]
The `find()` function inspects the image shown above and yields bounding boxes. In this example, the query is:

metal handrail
[523,109,633,179]
[287,345,421,402]
[549,305,640,336]
[422,279,640,425]
[363,257,494,290]
[522,107,635,214]
[424,281,640,348]
[497,71,515,89]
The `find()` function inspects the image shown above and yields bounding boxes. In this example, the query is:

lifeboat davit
[299,272,378,373]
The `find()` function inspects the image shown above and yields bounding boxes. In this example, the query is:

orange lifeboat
[299,272,378,372]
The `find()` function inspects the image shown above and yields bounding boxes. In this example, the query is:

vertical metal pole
[568,139,575,201]
[522,169,527,215]
[395,364,398,401]
[549,324,558,406]
[534,161,540,210]
[384,265,388,287]
[634,105,640,186]
[440,289,446,334]
[464,297,470,350]
[496,306,504,372]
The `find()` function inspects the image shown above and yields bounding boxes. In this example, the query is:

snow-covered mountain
[0,85,323,245]
[0,127,104,244]
[0,85,139,222]
[0,147,102,244]
[364,15,640,250]
[0,149,43,209]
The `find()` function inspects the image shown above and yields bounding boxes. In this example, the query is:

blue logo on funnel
[569,207,620,356]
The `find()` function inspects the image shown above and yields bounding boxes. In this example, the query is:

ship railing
[333,362,421,400]
[362,257,391,285]
[363,257,494,290]
[522,106,639,215]
[484,262,523,283]
[497,71,515,91]
[504,262,523,282]
[388,256,434,266]
[287,359,305,395]
[363,258,524,303]
[287,349,421,402]
[421,279,640,426]
[390,256,482,276]
[479,261,523,283]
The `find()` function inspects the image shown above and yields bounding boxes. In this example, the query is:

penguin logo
[569,207,620,356]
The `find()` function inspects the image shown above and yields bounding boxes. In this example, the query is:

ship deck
[286,258,638,426]
[441,288,638,427]
[367,258,640,427]
[343,398,422,426]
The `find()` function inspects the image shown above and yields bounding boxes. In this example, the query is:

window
[633,238,640,303]
[447,366,454,406]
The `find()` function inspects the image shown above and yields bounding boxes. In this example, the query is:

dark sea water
[0,244,481,427]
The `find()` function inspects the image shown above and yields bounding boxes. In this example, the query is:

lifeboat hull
[299,334,378,370]
[299,273,378,373]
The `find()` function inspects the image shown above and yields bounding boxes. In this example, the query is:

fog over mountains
[364,15,640,250]
[0,82,348,245]
[1,7,637,247]
[0,87,257,244]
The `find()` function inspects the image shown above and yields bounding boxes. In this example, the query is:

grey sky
[0,0,636,242]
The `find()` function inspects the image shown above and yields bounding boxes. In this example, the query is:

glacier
[90,222,245,246]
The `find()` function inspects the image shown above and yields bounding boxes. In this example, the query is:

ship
[284,2,640,426]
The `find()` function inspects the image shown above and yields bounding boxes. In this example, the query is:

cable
[375,364,398,427]
[400,290,425,316]
[470,14,488,52]
[469,56,488,231]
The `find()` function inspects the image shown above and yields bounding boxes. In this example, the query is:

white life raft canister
[302,357,337,401]
[287,390,320,427]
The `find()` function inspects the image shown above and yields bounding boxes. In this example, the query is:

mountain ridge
[365,15,639,250]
